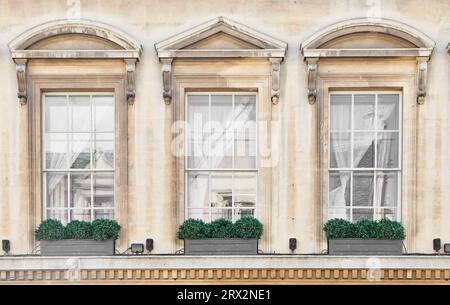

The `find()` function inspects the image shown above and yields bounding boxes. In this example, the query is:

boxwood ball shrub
[323,218,405,240]
[65,220,93,240]
[207,218,234,238]
[35,219,67,241]
[91,219,121,241]
[233,217,263,239]
[177,219,209,239]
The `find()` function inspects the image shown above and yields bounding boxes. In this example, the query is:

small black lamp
[146,238,154,253]
[131,243,144,254]
[433,238,441,253]
[289,238,297,252]
[2,240,10,255]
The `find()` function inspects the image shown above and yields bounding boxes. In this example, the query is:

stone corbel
[14,59,27,106]
[124,59,137,105]
[306,58,319,105]
[161,58,173,105]
[270,58,282,105]
[416,57,429,105]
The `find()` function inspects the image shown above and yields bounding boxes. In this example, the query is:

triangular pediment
[155,16,287,59]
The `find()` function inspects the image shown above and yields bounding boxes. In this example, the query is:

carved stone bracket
[270,58,282,105]
[306,58,319,105]
[124,59,137,105]
[14,59,27,105]
[416,56,429,105]
[161,58,173,105]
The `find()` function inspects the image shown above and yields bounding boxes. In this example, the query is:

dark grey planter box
[328,239,403,255]
[184,239,258,255]
[40,239,115,256]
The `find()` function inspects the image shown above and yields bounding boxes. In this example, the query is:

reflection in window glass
[43,94,115,223]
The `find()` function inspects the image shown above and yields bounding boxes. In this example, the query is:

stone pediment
[155,16,287,58]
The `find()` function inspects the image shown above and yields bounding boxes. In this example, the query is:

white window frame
[184,92,259,222]
[327,91,402,222]
[42,92,116,223]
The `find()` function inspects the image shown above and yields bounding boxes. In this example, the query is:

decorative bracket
[161,58,173,105]
[306,58,319,105]
[124,59,137,105]
[416,57,429,105]
[14,59,27,106]
[270,58,282,105]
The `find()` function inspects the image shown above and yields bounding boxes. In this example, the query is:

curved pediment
[301,18,435,58]
[155,16,287,59]
[9,19,142,59]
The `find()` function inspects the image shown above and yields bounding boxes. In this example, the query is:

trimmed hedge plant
[177,217,263,239]
[323,218,405,240]
[35,219,121,241]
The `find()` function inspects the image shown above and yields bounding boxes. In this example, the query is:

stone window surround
[8,19,142,250]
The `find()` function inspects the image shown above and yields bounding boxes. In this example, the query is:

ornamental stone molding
[301,18,435,105]
[155,16,287,105]
[8,19,142,105]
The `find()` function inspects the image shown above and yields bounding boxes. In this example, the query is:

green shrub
[323,218,405,240]
[177,219,209,239]
[323,218,356,239]
[355,219,378,239]
[376,218,405,240]
[177,217,263,239]
[65,220,93,240]
[35,219,67,241]
[207,218,234,238]
[91,219,121,241]
[233,217,263,239]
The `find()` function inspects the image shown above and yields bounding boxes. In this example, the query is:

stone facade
[0,0,450,257]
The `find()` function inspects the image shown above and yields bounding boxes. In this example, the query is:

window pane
[70,209,91,221]
[69,133,91,169]
[234,139,256,168]
[329,171,350,207]
[46,173,68,209]
[94,133,114,169]
[45,96,67,132]
[330,95,351,131]
[353,132,375,168]
[187,95,209,169]
[45,133,68,169]
[234,173,256,208]
[354,94,375,130]
[353,171,374,206]
[235,208,255,220]
[93,173,114,208]
[330,132,351,168]
[188,209,209,222]
[211,209,232,221]
[211,95,233,169]
[377,132,399,168]
[378,94,399,130]
[234,95,256,168]
[235,95,256,123]
[211,173,232,207]
[70,173,91,208]
[69,95,91,132]
[46,210,68,225]
[187,172,209,210]
[328,208,350,221]
[378,208,396,220]
[353,209,374,221]
[376,172,398,207]
[93,96,114,132]
[94,209,114,220]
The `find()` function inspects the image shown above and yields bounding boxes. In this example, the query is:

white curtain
[329,95,396,220]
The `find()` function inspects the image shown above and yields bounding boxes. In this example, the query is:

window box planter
[40,239,115,256]
[184,238,258,255]
[327,238,403,255]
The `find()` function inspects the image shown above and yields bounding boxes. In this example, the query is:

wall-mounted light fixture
[433,238,441,253]
[131,243,144,254]
[444,243,450,255]
[2,240,10,255]
[146,238,154,253]
[289,238,297,252]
